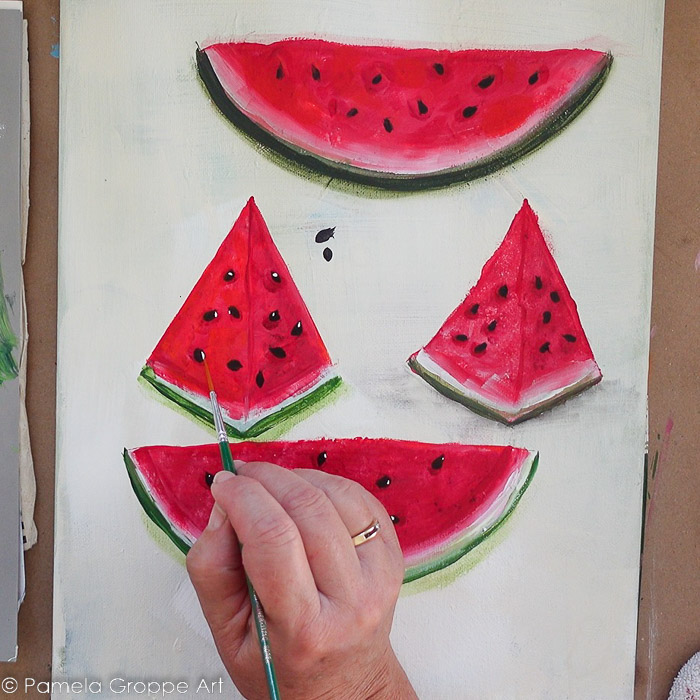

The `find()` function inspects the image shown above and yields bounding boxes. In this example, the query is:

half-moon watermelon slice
[124,439,537,582]
[196,39,612,190]
[141,197,341,438]
[409,200,602,423]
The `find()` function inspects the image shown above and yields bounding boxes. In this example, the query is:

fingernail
[213,471,235,485]
[207,503,227,530]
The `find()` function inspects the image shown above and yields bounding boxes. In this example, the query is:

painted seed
[311,65,321,81]
[383,118,393,133]
[276,64,284,80]
[323,247,333,262]
[376,475,391,488]
[193,348,205,363]
[269,346,286,358]
[390,515,400,525]
[454,334,469,342]
[550,291,561,302]
[372,73,382,85]
[470,303,480,315]
[433,62,444,75]
[431,454,445,470]
[346,107,358,117]
[535,276,543,290]
[462,105,478,118]
[539,342,551,353]
[203,310,218,321]
[563,334,577,342]
[474,342,487,353]
[291,320,303,336]
[417,99,428,115]
[498,284,508,298]
[205,472,215,487]
[487,320,498,331]
[478,74,495,89]
[316,451,327,467]
[271,271,281,283]
[529,71,539,85]
[223,269,235,281]
[228,306,241,318]
[227,359,243,371]
[269,310,280,322]
[543,310,552,324]
[255,370,265,387]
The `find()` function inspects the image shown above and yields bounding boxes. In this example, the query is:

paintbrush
[203,358,281,700]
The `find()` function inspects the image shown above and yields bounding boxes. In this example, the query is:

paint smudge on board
[694,250,700,272]
[645,416,674,524]
[50,43,60,58]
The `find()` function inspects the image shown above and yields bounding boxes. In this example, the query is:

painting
[55,1,665,698]
[0,262,18,385]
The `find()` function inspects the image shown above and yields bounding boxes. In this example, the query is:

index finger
[211,471,321,628]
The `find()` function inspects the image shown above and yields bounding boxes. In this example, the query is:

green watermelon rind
[139,364,343,439]
[403,451,538,583]
[123,446,538,584]
[408,353,602,425]
[196,47,612,192]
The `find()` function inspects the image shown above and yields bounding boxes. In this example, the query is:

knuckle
[284,483,329,516]
[185,544,207,581]
[250,512,298,549]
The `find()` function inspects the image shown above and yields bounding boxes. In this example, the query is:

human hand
[186,462,418,700]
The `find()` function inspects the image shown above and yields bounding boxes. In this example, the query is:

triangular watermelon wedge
[197,39,612,190]
[124,439,538,583]
[141,198,341,438]
[409,200,602,423]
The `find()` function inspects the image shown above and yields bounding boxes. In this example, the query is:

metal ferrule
[210,391,228,442]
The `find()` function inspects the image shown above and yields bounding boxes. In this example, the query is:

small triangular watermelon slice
[141,197,341,438]
[409,200,602,423]
[124,439,537,582]
[196,39,612,190]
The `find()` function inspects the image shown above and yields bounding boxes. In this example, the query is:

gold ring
[351,519,381,547]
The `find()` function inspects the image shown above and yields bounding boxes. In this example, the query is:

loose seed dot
[487,320,498,332]
[478,75,495,89]
[550,291,561,303]
[543,311,552,324]
[205,472,215,487]
[433,63,444,75]
[454,334,469,342]
[535,276,543,290]
[311,65,320,81]
[346,107,358,117]
[383,118,393,133]
[316,451,327,467]
[323,247,333,262]
[276,64,284,80]
[390,514,400,525]
[417,99,428,115]
[563,334,577,342]
[539,342,551,353]
[372,73,382,85]
[193,348,205,363]
[462,105,477,118]
[228,306,241,319]
[291,320,303,336]
[431,454,445,470]
[269,346,286,358]
[223,270,235,281]
[271,271,281,283]
[376,475,391,488]
[498,285,508,298]
[227,359,243,371]
[470,303,480,315]
[268,310,280,322]
[203,310,218,321]
[255,370,265,387]
[529,71,539,85]
[474,342,487,354]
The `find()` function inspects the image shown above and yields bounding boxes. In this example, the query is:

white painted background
[56,1,664,697]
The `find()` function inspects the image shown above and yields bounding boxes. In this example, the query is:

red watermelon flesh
[141,198,340,438]
[124,439,537,582]
[409,200,602,423]
[197,39,612,188]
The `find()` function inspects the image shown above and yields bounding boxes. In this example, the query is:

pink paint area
[204,40,611,175]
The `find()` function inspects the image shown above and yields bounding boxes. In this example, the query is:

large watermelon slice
[196,39,612,190]
[409,200,602,424]
[141,198,341,438]
[124,439,538,582]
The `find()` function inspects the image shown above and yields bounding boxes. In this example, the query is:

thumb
[186,485,250,650]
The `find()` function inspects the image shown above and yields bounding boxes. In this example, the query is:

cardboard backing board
[0,1,696,698]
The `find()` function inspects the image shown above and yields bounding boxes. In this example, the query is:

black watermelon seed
[474,342,487,354]
[323,247,333,262]
[539,342,551,353]
[498,284,508,298]
[550,291,561,302]
[390,514,400,525]
[478,74,495,89]
[193,348,205,363]
[417,99,428,115]
[255,370,265,387]
[470,303,480,315]
[223,269,235,281]
[271,271,281,283]
[454,334,469,342]
[372,73,382,85]
[462,105,478,119]
[376,475,391,488]
[487,320,498,331]
[535,276,543,290]
[227,359,243,371]
[346,107,358,117]
[431,454,445,470]
[311,65,321,81]
[228,306,241,319]
[315,227,335,243]
[269,346,286,358]
[383,118,393,133]
[316,451,327,467]
[543,310,552,324]
[205,472,215,487]
[276,64,284,80]
[203,310,218,321]
[433,63,444,75]
[529,71,539,85]
[563,334,577,343]
[268,310,280,322]
[291,320,303,336]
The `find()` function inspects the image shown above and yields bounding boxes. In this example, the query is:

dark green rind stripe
[123,449,191,557]
[140,365,342,439]
[403,452,539,583]
[196,48,612,192]
[408,355,602,425]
